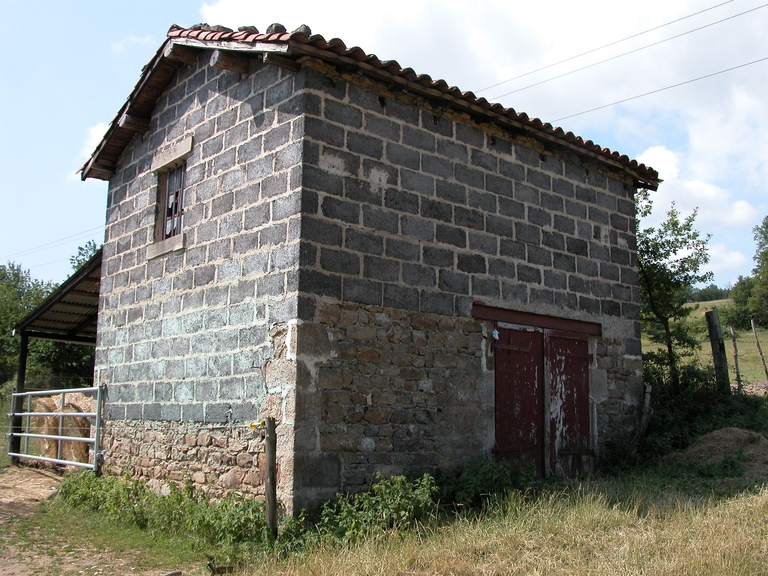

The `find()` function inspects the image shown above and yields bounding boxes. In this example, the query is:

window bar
[163,164,186,239]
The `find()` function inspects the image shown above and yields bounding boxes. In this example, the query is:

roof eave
[81,30,660,188]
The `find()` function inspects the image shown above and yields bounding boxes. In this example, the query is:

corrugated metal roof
[81,23,660,188]
[14,249,101,345]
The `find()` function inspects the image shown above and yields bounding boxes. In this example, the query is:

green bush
[435,457,526,508]
[316,473,438,544]
[639,360,768,461]
[57,471,268,558]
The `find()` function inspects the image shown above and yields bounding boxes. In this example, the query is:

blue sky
[1,0,766,288]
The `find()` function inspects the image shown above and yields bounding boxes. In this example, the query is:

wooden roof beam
[67,311,99,337]
[87,163,115,181]
[263,53,300,72]
[163,43,199,65]
[118,113,151,134]
[19,331,96,346]
[210,49,251,74]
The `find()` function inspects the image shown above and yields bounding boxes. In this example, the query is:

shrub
[639,360,768,461]
[316,473,438,544]
[57,471,268,559]
[435,457,526,508]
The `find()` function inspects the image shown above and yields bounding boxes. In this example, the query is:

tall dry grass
[257,482,768,576]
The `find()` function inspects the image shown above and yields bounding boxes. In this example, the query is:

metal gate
[6,385,104,472]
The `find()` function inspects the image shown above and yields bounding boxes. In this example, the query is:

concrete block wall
[96,54,309,502]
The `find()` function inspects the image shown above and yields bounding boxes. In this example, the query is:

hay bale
[29,393,93,464]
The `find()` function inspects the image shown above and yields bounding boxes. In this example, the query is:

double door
[494,327,592,477]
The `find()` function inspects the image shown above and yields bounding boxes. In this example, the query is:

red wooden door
[546,331,592,476]
[494,328,545,476]
[495,327,592,478]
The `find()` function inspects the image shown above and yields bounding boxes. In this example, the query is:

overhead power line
[550,55,768,123]
[0,225,103,262]
[491,1,768,100]
[477,0,736,94]
[26,257,73,271]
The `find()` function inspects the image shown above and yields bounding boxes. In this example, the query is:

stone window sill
[147,233,185,260]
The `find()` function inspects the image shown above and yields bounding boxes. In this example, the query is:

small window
[158,162,186,240]
[147,136,193,259]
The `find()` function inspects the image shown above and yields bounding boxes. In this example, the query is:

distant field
[642,300,768,386]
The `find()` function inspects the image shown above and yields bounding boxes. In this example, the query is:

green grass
[4,464,767,576]
[642,299,768,385]
[251,471,768,576]
[3,498,209,575]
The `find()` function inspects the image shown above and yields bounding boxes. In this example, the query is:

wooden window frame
[156,162,186,241]
[147,137,193,260]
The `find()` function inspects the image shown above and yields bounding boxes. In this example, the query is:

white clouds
[638,145,760,226]
[638,146,679,180]
[79,122,109,162]
[111,34,156,54]
[198,0,766,286]
[707,243,750,284]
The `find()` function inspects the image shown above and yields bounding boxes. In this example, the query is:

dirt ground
[0,466,64,576]
[0,466,60,520]
[0,466,199,576]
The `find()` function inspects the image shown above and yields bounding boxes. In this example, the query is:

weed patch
[57,471,268,563]
[435,457,529,508]
[314,473,438,545]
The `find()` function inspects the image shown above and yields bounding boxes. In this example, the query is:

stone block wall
[290,62,643,504]
[102,420,270,498]
[291,300,492,506]
[296,64,639,328]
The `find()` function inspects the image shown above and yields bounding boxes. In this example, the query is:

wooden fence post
[265,417,277,544]
[706,310,730,394]
[729,326,741,393]
[753,319,768,383]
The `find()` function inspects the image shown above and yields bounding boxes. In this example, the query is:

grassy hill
[642,299,768,386]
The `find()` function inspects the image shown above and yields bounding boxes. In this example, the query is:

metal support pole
[57,391,66,462]
[10,333,29,464]
[92,384,105,475]
[23,394,31,456]
[265,417,278,543]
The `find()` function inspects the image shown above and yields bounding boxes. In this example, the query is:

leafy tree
[720,216,768,328]
[749,215,768,326]
[636,191,713,392]
[0,263,52,383]
[720,275,757,329]
[688,284,729,303]
[69,240,99,270]
[0,241,100,388]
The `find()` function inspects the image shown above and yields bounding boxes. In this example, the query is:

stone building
[81,23,660,511]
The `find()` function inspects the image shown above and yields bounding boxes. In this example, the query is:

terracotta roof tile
[82,23,659,186]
